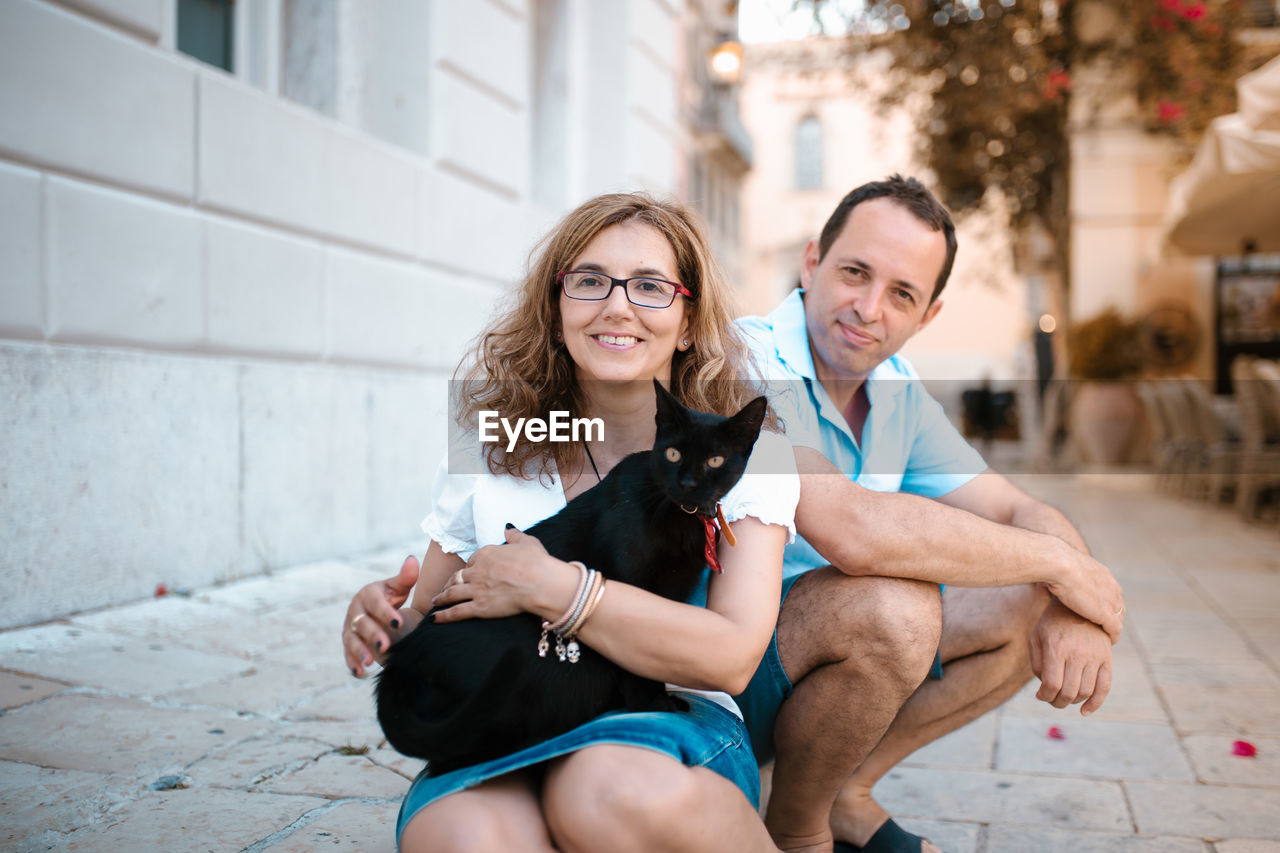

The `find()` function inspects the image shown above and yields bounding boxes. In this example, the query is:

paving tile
[69,594,326,660]
[1126,610,1258,665]
[161,656,351,716]
[368,745,426,781]
[185,734,334,790]
[1181,567,1280,622]
[1126,781,1280,839]
[199,561,382,615]
[0,760,119,848]
[277,717,388,754]
[1181,734,1280,787]
[259,752,411,800]
[1160,683,1280,736]
[0,622,249,696]
[0,693,265,778]
[0,670,70,710]
[260,799,402,852]
[1148,660,1280,690]
[53,786,324,852]
[1216,841,1280,853]
[900,712,996,770]
[1236,616,1280,671]
[982,825,1207,852]
[873,766,1131,831]
[284,678,380,723]
[995,715,1194,781]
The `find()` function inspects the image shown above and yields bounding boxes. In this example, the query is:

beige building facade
[0,0,750,628]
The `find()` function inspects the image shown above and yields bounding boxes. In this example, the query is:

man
[735,175,1123,853]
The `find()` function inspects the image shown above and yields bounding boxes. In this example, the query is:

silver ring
[452,569,466,587]
[1115,605,1125,617]
[349,613,366,633]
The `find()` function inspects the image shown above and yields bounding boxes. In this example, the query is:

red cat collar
[700,503,738,573]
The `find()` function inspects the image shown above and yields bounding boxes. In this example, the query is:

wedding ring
[452,569,466,587]
[1114,605,1125,617]
[350,613,366,633]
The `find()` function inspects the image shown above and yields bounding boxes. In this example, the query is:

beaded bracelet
[538,561,590,661]
[564,570,605,638]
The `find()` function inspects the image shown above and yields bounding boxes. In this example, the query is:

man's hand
[343,555,420,678]
[1044,548,1125,643]
[1028,596,1113,715]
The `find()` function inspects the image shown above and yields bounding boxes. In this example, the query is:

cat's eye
[665,447,681,463]
[707,455,725,469]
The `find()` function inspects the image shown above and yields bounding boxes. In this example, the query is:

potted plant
[1068,308,1146,464]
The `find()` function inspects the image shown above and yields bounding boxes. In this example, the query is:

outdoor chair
[1137,382,1179,490]
[1230,357,1280,521]
[1180,380,1241,503]
[1153,379,1205,496]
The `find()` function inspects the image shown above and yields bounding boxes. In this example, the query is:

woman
[343,193,797,852]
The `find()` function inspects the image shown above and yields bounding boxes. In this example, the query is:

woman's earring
[681,339,691,350]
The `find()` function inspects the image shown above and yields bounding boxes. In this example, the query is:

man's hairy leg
[828,584,1050,849]
[764,569,941,853]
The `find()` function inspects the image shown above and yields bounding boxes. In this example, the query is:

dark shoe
[833,818,928,852]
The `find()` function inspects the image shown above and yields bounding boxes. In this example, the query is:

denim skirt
[395,693,759,845]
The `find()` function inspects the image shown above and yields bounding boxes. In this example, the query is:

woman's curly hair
[455,192,774,480]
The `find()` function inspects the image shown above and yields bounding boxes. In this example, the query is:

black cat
[376,379,768,775]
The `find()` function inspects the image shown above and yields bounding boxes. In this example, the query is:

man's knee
[778,569,942,688]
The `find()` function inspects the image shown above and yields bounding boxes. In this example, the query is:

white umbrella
[1163,55,1280,255]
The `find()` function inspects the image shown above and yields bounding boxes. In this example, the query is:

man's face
[801,197,947,385]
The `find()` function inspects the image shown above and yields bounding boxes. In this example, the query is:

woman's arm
[431,516,787,695]
[343,540,464,677]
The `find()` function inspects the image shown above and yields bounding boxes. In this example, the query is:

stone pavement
[2,473,1279,852]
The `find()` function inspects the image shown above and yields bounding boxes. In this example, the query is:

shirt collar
[768,288,915,405]
[769,289,817,380]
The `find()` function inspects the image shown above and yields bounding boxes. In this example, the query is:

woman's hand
[430,527,573,624]
[343,555,420,677]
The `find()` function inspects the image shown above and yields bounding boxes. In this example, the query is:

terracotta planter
[1071,382,1142,465]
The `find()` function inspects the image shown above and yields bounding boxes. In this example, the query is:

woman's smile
[592,332,642,350]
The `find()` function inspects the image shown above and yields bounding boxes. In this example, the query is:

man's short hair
[816,175,958,303]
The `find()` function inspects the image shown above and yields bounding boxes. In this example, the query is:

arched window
[795,115,823,190]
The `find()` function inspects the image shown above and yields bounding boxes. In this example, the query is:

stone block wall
[0,0,689,628]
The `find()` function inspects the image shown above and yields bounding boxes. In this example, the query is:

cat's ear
[653,378,689,429]
[724,395,768,447]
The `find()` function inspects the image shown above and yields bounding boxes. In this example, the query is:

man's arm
[918,467,1117,715]
[793,447,1125,642]
[935,469,1087,554]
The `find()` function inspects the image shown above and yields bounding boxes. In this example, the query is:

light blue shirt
[737,289,988,578]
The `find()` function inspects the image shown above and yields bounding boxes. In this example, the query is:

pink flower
[1048,726,1066,740]
[1158,99,1186,123]
[1182,2,1207,19]
[1232,740,1258,757]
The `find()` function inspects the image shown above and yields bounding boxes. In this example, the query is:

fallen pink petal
[1048,726,1066,740]
[1232,740,1258,757]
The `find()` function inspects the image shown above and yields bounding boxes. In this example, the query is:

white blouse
[419,428,801,717]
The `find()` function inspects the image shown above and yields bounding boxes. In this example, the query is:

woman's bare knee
[545,746,708,852]
[400,772,553,853]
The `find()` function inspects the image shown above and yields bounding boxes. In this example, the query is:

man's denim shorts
[733,574,946,764]
[395,693,758,846]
